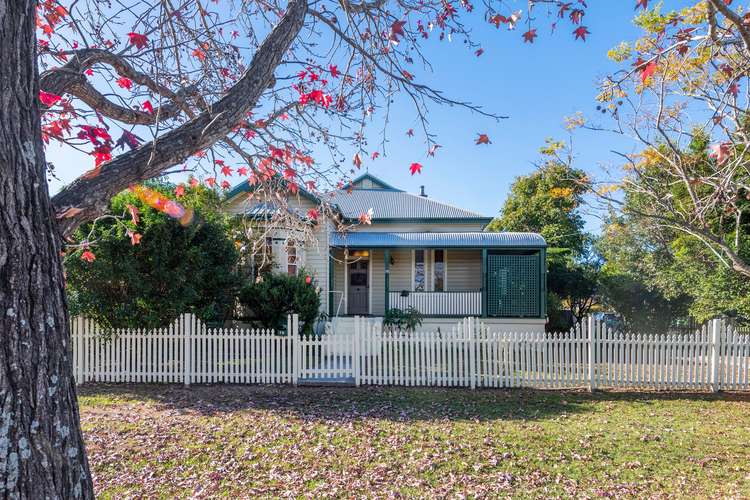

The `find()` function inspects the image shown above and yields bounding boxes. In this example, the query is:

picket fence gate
[70,315,750,392]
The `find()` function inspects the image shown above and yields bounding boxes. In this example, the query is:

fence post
[74,316,83,385]
[469,317,476,390]
[710,318,722,393]
[587,316,596,392]
[183,313,193,386]
[292,314,300,385]
[354,316,361,387]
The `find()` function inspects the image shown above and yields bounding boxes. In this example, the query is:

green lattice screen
[487,253,540,317]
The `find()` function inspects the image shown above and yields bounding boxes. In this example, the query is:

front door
[347,260,369,315]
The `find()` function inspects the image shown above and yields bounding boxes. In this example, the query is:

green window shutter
[487,253,540,317]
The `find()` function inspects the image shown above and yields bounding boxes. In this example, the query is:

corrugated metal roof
[328,189,491,221]
[329,231,546,248]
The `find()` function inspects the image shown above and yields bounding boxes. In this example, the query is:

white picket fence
[70,315,750,392]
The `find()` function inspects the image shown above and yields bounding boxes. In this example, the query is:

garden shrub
[238,269,320,334]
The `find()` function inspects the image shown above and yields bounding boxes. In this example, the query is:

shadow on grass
[76,382,750,424]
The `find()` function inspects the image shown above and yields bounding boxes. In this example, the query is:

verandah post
[587,315,596,392]
[710,318,722,393]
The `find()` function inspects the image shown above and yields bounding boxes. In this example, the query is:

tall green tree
[487,150,589,254]
[65,181,240,328]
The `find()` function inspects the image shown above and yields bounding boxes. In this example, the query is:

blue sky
[45,1,691,231]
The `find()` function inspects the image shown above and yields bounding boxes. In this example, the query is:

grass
[78,384,750,498]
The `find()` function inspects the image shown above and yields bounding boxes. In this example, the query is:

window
[433,249,445,292]
[251,237,274,279]
[287,240,297,275]
[413,250,425,291]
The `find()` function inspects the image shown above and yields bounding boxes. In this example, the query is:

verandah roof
[329,231,546,249]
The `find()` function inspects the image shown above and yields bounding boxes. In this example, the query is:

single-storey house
[224,173,547,332]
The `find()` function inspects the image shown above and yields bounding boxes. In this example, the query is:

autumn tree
[1,0,598,496]
[580,1,750,280]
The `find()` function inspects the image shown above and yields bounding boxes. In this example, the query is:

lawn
[78,384,750,498]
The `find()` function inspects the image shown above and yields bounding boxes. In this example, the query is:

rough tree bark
[0,1,94,498]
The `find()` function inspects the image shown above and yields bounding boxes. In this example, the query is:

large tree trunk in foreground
[0,1,94,497]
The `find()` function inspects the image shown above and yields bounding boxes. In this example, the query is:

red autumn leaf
[307,208,320,221]
[127,231,142,245]
[358,209,373,225]
[189,177,199,188]
[402,70,414,81]
[116,77,132,90]
[221,180,231,189]
[475,48,484,57]
[220,165,233,176]
[305,275,312,284]
[573,26,590,41]
[39,90,62,106]
[353,153,362,168]
[640,60,657,83]
[115,130,143,151]
[558,2,572,17]
[80,249,96,263]
[126,204,140,225]
[390,20,406,41]
[329,64,340,78]
[205,177,216,187]
[192,47,206,61]
[428,144,442,156]
[523,29,537,43]
[237,166,248,176]
[175,184,185,197]
[475,133,491,145]
[406,128,414,137]
[635,0,648,9]
[569,9,584,24]
[142,100,154,114]
[489,14,508,28]
[85,68,94,76]
[709,142,732,164]
[729,82,739,97]
[409,162,423,175]
[371,151,380,160]
[127,32,149,49]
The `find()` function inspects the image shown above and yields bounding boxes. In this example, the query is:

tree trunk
[0,1,94,498]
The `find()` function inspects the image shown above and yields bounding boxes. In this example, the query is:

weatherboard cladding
[329,231,547,248]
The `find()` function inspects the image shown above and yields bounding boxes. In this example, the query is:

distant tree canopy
[487,159,589,254]
[489,153,596,330]
[65,181,240,328]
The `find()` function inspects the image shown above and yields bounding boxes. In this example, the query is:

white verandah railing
[388,290,482,316]
[70,315,750,392]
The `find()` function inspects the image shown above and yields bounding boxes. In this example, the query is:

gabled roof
[344,173,400,191]
[330,231,546,248]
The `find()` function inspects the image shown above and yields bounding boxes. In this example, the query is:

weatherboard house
[225,173,547,332]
